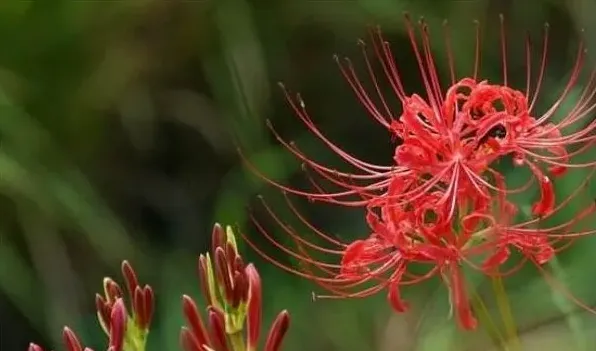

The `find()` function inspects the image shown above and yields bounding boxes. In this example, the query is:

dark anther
[488,124,507,139]
[392,135,404,146]
[477,124,507,148]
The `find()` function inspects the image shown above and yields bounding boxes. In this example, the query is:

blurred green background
[2,0,596,350]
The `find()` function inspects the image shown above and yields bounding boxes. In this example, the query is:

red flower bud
[62,327,83,351]
[214,247,234,305]
[102,278,122,304]
[197,254,213,306]
[95,294,111,333]
[245,264,262,351]
[121,261,139,303]
[207,307,229,351]
[27,343,45,351]
[108,298,127,351]
[212,223,226,255]
[132,284,154,330]
[264,311,290,351]
[182,295,212,349]
[180,327,203,351]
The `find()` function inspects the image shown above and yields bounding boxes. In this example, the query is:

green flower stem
[229,331,246,351]
[124,338,146,351]
[492,275,521,351]
[471,289,507,350]
[123,323,148,351]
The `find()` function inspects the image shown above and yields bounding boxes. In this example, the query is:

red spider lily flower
[181,224,290,351]
[241,13,596,330]
[242,15,596,220]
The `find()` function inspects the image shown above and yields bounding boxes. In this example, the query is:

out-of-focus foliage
[1,0,596,350]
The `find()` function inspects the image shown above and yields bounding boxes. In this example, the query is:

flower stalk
[492,276,521,351]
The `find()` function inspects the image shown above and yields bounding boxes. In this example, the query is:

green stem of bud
[123,321,148,351]
[229,331,246,351]
[492,275,521,351]
[123,338,146,351]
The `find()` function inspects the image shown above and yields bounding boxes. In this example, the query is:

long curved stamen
[529,23,549,111]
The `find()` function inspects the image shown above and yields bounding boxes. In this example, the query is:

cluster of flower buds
[180,223,290,351]
[28,261,154,351]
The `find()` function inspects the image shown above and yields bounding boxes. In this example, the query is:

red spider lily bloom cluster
[181,224,290,351]
[242,14,596,330]
[28,224,289,351]
[29,261,154,351]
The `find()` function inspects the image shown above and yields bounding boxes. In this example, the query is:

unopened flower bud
[108,298,127,351]
[102,278,122,304]
[207,307,229,351]
[245,264,262,351]
[27,343,44,351]
[212,223,226,256]
[182,295,212,349]
[63,327,83,351]
[264,311,290,351]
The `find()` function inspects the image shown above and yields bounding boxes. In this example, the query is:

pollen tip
[357,39,366,47]
[256,194,264,200]
[311,291,317,301]
[499,13,504,21]
[473,19,479,25]
[443,19,449,26]
[277,81,285,89]
[544,22,550,29]
[332,54,339,62]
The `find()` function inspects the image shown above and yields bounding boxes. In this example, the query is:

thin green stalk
[229,331,246,351]
[471,289,508,350]
[492,275,521,350]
